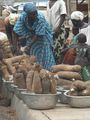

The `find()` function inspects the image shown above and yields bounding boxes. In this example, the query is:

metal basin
[21,91,58,110]
[10,84,18,93]
[65,91,90,108]
[3,81,14,91]
[57,89,69,104]
[15,88,27,99]
[2,80,14,98]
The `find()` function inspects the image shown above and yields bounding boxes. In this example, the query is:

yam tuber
[51,64,81,73]
[26,70,34,91]
[14,73,26,89]
[57,71,82,80]
[32,71,42,94]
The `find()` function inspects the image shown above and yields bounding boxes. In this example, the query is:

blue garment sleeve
[34,14,46,36]
[13,13,31,38]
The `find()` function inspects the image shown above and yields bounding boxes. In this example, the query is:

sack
[63,48,76,65]
[81,66,90,81]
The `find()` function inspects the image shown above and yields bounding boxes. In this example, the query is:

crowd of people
[2,0,90,72]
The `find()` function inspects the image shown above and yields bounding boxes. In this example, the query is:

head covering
[77,33,87,43]
[2,9,10,17]
[23,3,37,14]
[9,13,19,25]
[71,11,84,21]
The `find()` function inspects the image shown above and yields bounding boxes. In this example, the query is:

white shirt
[80,25,90,45]
[47,0,67,30]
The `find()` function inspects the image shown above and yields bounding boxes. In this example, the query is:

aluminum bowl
[2,80,14,98]
[9,84,18,93]
[15,88,27,99]
[21,91,58,110]
[3,81,14,91]
[65,91,90,108]
[57,90,69,104]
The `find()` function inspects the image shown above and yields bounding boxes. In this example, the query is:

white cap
[71,11,84,21]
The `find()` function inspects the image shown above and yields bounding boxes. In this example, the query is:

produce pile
[0,53,56,94]
[69,80,90,96]
[51,64,82,89]
[13,57,56,94]
[26,64,56,94]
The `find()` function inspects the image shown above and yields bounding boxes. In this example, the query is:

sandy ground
[0,106,19,120]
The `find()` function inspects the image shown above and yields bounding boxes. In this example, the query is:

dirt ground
[0,106,19,120]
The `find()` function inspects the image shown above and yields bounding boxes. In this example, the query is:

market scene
[0,0,90,120]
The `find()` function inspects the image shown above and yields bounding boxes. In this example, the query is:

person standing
[47,0,67,64]
[13,3,55,71]
[4,11,20,55]
[71,11,89,45]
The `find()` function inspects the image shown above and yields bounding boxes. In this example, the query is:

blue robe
[13,12,55,70]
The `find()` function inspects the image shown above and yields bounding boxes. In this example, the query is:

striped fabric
[13,12,55,70]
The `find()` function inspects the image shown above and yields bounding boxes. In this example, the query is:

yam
[56,78,73,89]
[51,64,81,73]
[5,55,26,64]
[42,78,51,94]
[81,89,90,96]
[14,73,26,89]
[85,81,90,90]
[50,77,57,94]
[71,80,86,91]
[57,71,82,80]
[32,71,42,94]
[26,70,34,91]
[39,69,51,79]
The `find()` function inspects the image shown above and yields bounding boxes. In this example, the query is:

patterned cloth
[47,0,67,64]
[13,9,55,70]
[53,25,66,64]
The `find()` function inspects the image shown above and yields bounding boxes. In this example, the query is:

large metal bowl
[21,91,58,110]
[9,84,18,93]
[65,91,90,108]
[15,88,27,99]
[2,80,14,98]
[57,90,69,104]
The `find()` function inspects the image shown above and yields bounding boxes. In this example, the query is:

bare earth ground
[0,106,19,120]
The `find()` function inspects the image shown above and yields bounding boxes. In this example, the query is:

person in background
[3,7,18,44]
[13,3,55,71]
[4,9,20,55]
[68,33,90,81]
[47,0,67,64]
[62,33,90,66]
[70,11,89,45]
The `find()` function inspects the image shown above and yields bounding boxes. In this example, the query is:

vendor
[13,3,55,70]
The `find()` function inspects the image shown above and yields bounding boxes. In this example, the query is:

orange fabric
[63,48,76,65]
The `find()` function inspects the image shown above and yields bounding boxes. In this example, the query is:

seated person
[62,33,90,67]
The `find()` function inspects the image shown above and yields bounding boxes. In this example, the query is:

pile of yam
[51,64,82,89]
[69,80,90,96]
[26,63,56,94]
[0,55,36,81]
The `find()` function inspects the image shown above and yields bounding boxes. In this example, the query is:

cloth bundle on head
[23,3,37,14]
[71,11,84,21]
[0,32,8,41]
[2,9,10,17]
[9,13,19,25]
